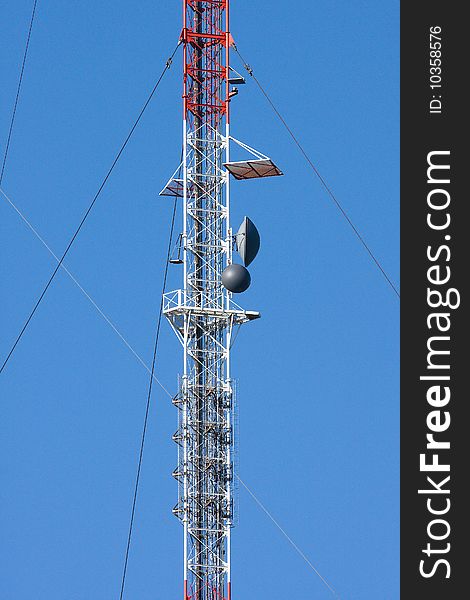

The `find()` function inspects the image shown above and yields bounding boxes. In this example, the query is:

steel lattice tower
[163,2,240,599]
[162,2,280,598]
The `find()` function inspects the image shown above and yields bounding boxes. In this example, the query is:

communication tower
[161,3,281,598]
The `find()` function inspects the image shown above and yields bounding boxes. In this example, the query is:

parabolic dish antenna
[236,216,260,267]
[222,263,251,293]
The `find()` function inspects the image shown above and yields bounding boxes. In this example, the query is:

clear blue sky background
[0,1,399,598]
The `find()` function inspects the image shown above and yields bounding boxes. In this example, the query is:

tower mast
[162,2,280,598]
[165,2,237,599]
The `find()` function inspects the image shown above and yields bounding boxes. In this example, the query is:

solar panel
[159,178,185,197]
[224,159,283,180]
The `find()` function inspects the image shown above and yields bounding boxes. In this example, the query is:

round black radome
[221,263,251,293]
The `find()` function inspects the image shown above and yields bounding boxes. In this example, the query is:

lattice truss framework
[162,2,242,600]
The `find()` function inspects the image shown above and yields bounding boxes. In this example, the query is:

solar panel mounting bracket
[224,137,283,180]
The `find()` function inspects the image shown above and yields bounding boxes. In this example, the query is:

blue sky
[0,1,399,599]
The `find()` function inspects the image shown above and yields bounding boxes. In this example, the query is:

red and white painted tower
[161,2,281,599]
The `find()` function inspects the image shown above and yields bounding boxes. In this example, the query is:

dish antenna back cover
[236,216,260,267]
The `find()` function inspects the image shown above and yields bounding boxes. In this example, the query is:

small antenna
[169,233,183,265]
